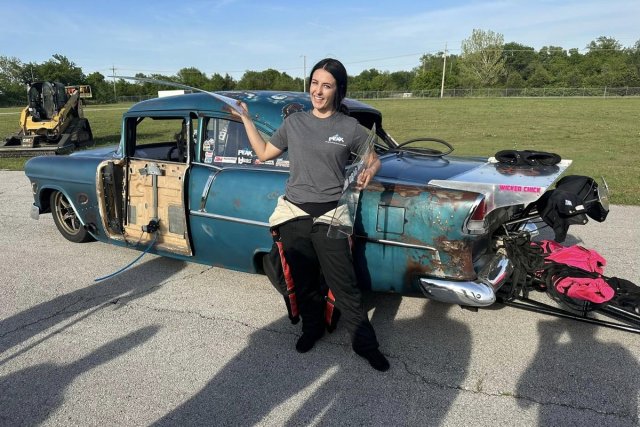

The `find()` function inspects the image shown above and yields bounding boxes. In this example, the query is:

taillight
[466,196,488,234]
[470,197,487,221]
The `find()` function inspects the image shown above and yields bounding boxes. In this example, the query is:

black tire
[50,191,94,243]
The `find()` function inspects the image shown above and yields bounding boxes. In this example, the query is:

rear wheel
[50,191,94,243]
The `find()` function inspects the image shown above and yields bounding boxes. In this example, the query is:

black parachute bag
[554,175,609,222]
[536,175,609,242]
[606,277,640,315]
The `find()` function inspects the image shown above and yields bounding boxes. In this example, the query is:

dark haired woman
[230,58,388,371]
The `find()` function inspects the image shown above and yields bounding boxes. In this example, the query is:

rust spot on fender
[405,254,438,285]
[434,236,475,280]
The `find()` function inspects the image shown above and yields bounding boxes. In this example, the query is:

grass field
[1,98,638,205]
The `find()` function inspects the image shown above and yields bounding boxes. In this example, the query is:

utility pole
[112,65,117,102]
[301,55,307,92]
[440,43,447,99]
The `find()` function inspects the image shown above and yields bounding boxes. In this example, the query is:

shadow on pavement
[0,325,160,425]
[516,319,639,425]
[153,294,471,425]
[0,257,187,363]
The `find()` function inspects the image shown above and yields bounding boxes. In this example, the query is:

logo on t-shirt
[326,134,346,146]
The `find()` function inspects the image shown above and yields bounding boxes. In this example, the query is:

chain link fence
[348,87,640,99]
[115,95,156,103]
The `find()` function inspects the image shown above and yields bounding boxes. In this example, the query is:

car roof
[125,90,382,132]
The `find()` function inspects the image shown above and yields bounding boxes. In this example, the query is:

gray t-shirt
[270,110,369,204]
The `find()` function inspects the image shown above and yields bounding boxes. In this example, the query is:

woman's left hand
[356,168,374,190]
[356,153,381,190]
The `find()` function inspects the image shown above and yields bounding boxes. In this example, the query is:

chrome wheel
[50,191,93,243]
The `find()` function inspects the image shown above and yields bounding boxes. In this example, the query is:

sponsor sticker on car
[499,184,542,193]
[214,156,238,164]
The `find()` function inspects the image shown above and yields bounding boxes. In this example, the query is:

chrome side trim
[185,119,191,164]
[354,235,438,252]
[190,210,270,228]
[191,161,289,174]
[354,235,442,263]
[192,161,222,171]
[200,171,220,211]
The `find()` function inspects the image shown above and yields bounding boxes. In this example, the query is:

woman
[231,58,389,372]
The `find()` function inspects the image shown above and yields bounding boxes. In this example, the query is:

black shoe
[355,348,390,372]
[295,331,324,353]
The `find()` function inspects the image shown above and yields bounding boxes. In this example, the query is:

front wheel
[50,191,94,243]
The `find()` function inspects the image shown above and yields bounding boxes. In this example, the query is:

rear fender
[355,181,484,292]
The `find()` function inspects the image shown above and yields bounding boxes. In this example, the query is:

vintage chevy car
[25,91,612,314]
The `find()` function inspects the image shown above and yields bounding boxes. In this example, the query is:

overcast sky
[1,0,638,80]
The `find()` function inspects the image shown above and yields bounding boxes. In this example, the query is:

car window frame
[198,116,290,169]
[122,111,195,164]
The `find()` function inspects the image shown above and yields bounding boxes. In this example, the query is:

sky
[0,0,638,80]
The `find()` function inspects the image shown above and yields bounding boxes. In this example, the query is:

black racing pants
[279,218,379,352]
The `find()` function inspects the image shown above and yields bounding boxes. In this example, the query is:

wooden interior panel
[125,159,191,255]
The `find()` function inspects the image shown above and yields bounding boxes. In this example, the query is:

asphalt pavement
[0,170,638,426]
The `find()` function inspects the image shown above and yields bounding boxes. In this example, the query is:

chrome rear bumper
[418,253,513,307]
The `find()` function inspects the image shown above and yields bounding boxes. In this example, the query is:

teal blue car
[26,91,630,332]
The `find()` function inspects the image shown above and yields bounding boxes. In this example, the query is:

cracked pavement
[1,171,639,426]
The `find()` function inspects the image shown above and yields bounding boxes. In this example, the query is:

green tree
[581,36,630,86]
[34,54,85,85]
[527,63,552,87]
[236,69,297,90]
[505,71,525,88]
[627,40,640,86]
[350,69,383,91]
[412,53,444,90]
[459,29,506,87]
[388,71,415,90]
[176,67,209,89]
[0,56,29,106]
[537,46,571,86]
[369,72,394,91]
[209,73,236,90]
[85,71,113,103]
[412,53,459,91]
[502,42,537,82]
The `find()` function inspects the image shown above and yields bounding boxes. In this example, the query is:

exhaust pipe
[418,253,513,307]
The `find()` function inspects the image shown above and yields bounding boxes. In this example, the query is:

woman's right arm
[230,102,283,161]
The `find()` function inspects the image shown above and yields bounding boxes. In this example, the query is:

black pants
[279,218,379,352]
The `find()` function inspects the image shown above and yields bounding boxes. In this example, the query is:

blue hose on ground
[94,233,158,282]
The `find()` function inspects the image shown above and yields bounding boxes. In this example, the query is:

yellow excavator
[2,81,94,157]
